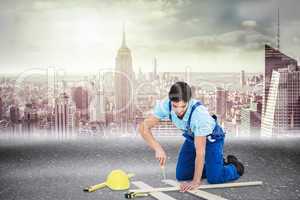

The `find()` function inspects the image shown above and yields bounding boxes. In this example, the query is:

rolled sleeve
[152,99,170,120]
[190,107,216,137]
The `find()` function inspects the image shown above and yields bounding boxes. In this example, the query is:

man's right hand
[138,115,167,166]
[155,146,167,166]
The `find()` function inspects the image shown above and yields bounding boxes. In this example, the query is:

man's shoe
[226,155,244,176]
[227,155,238,163]
[234,161,244,176]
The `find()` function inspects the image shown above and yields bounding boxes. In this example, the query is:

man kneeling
[138,81,244,192]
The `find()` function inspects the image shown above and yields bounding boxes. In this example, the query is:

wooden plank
[132,181,177,200]
[129,180,263,193]
[163,179,228,200]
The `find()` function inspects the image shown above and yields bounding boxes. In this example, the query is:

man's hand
[179,180,201,192]
[155,146,167,166]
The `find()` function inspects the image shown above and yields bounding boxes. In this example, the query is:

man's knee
[176,169,193,181]
[206,173,224,184]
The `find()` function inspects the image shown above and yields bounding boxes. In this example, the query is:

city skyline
[1,0,300,73]
[1,43,299,136]
[0,0,299,137]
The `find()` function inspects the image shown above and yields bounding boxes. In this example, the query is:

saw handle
[83,182,107,192]
[125,192,148,199]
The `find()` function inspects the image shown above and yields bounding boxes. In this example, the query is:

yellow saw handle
[84,182,107,192]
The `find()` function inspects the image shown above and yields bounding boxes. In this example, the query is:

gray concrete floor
[0,134,299,200]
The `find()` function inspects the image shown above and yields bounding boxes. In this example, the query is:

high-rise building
[240,70,246,87]
[185,66,191,83]
[10,105,20,123]
[215,87,228,123]
[263,45,298,114]
[72,87,89,121]
[23,103,38,133]
[114,25,135,123]
[240,100,262,135]
[54,93,75,134]
[90,73,106,123]
[47,67,63,107]
[262,64,300,135]
[10,105,21,133]
[0,97,3,120]
[226,100,233,119]
[153,57,158,80]
[95,90,106,123]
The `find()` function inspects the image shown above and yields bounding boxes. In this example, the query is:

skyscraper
[263,45,298,114]
[10,105,21,133]
[90,73,106,123]
[0,97,3,120]
[215,87,228,123]
[10,105,20,123]
[23,103,38,133]
[153,57,157,80]
[185,66,191,83]
[262,64,300,135]
[72,87,89,121]
[54,93,75,134]
[240,70,246,87]
[240,99,262,135]
[114,25,135,123]
[47,67,63,107]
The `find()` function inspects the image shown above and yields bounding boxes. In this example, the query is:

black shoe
[226,155,244,176]
[227,155,238,163]
[234,161,244,176]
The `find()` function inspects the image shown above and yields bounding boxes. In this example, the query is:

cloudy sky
[0,0,299,74]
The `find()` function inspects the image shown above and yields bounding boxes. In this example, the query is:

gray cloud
[0,0,299,73]
[150,28,273,54]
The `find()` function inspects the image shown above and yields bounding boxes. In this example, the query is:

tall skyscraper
[262,64,300,135]
[185,66,191,83]
[72,87,89,121]
[90,73,106,123]
[153,57,157,80]
[240,98,262,135]
[47,67,64,107]
[54,93,75,134]
[10,105,21,133]
[0,97,3,120]
[240,70,246,87]
[23,103,38,133]
[215,87,228,123]
[263,45,298,114]
[114,25,135,123]
[10,105,20,123]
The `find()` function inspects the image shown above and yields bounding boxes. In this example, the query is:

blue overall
[170,101,240,184]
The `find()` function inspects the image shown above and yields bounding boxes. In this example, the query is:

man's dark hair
[168,81,192,102]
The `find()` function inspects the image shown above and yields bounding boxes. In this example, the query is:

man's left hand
[179,180,201,192]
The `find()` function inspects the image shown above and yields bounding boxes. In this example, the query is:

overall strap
[169,100,203,128]
[168,100,172,121]
[186,101,202,129]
